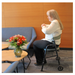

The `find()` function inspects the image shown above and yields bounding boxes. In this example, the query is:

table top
[2,50,28,62]
[2,42,9,49]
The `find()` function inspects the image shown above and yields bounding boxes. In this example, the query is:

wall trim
[60,48,73,50]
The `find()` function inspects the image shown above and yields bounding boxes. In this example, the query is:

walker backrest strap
[53,34,61,40]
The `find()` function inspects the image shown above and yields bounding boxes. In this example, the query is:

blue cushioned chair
[3,61,19,73]
[2,27,37,50]
[2,27,37,69]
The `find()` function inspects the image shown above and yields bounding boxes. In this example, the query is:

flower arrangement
[6,34,27,49]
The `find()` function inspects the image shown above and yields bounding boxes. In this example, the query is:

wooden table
[2,50,28,72]
[2,42,9,49]
[2,50,28,61]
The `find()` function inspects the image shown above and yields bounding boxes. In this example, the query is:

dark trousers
[33,40,59,64]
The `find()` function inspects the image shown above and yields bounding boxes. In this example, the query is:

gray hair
[47,9,63,30]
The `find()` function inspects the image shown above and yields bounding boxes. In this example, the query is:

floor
[17,50,73,73]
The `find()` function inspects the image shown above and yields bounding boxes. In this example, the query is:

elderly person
[33,9,63,66]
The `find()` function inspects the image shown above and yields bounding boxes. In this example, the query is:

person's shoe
[34,63,42,66]
[34,61,47,66]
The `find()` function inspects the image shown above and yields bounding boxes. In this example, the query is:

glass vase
[14,47,22,57]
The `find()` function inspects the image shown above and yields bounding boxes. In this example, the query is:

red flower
[17,42,20,46]
[9,36,14,42]
[22,36,26,41]
[16,35,20,38]
[17,39,22,46]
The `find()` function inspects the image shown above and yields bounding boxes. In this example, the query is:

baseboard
[60,48,73,50]
[30,47,73,50]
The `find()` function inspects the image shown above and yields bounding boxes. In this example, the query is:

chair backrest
[3,61,19,73]
[2,27,36,42]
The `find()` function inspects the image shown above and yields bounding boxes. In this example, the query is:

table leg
[22,58,25,73]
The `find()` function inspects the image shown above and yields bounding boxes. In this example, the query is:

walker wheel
[58,65,63,71]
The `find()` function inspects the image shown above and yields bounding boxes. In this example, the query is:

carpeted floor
[17,50,73,73]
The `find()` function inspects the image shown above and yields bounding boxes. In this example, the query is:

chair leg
[13,70,16,73]
[25,55,31,69]
[57,56,60,65]
[55,48,64,71]
[41,50,46,71]
[55,50,60,65]
[41,57,45,71]
[56,57,60,60]
[24,50,31,69]
[16,66,18,73]
[22,56,31,73]
[54,44,63,71]
[54,41,60,66]
[22,58,25,73]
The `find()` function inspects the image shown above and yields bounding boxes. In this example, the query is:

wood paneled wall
[2,3,73,48]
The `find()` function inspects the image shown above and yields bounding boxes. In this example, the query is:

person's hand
[41,23,46,27]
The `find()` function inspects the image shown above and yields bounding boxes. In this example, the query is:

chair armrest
[26,28,37,50]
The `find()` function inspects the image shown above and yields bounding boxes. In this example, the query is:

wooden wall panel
[2,3,73,48]
[2,3,43,27]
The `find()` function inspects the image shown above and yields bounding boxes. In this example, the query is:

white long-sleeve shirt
[41,20,62,45]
